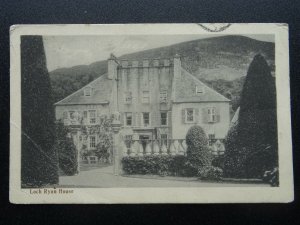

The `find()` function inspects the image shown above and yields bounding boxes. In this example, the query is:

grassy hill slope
[50,35,274,105]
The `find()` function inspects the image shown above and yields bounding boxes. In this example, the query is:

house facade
[55,54,230,154]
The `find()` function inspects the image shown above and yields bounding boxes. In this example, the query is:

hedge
[122,155,196,177]
[198,166,223,181]
[121,155,223,180]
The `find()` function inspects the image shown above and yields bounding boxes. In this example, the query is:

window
[142,112,150,127]
[208,134,215,146]
[83,111,88,119]
[208,107,216,123]
[63,111,68,119]
[159,90,168,103]
[99,116,105,125]
[89,110,96,124]
[69,111,75,119]
[161,134,168,147]
[84,87,92,96]
[196,86,204,94]
[124,91,132,104]
[161,112,168,126]
[142,91,150,103]
[125,112,132,126]
[208,134,215,140]
[186,109,195,123]
[89,136,96,149]
[88,156,97,164]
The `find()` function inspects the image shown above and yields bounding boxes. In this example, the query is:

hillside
[202,76,246,113]
[49,35,274,104]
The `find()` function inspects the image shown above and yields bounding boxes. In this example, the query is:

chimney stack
[174,54,181,80]
[108,53,118,80]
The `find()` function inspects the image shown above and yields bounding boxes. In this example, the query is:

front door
[139,135,150,152]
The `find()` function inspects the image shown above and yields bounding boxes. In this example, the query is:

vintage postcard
[10,23,293,203]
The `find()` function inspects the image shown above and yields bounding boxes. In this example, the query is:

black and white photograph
[9,24,293,203]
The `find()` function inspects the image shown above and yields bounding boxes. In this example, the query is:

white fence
[121,139,225,157]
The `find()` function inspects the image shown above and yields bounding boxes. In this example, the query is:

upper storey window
[124,91,132,104]
[160,112,168,126]
[125,112,133,126]
[207,107,217,123]
[142,91,150,103]
[159,90,168,103]
[142,112,150,127]
[84,86,92,97]
[185,108,195,123]
[89,110,96,124]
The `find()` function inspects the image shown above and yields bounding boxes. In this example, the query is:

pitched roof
[55,65,230,106]
[173,68,230,103]
[55,73,111,105]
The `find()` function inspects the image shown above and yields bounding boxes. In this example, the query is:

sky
[43,34,274,71]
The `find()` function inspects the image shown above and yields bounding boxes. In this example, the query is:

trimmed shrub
[198,166,223,181]
[57,138,78,175]
[186,125,209,148]
[95,141,110,163]
[211,155,225,169]
[121,155,191,176]
[186,125,212,175]
[55,122,78,176]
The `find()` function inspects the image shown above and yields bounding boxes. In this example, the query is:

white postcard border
[10,23,293,203]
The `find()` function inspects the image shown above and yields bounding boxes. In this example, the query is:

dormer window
[84,86,92,96]
[196,86,204,94]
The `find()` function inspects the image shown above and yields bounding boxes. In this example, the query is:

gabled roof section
[173,68,230,103]
[55,73,111,105]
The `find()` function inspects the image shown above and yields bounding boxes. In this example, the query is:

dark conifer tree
[223,123,245,178]
[237,54,278,178]
[21,36,58,187]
